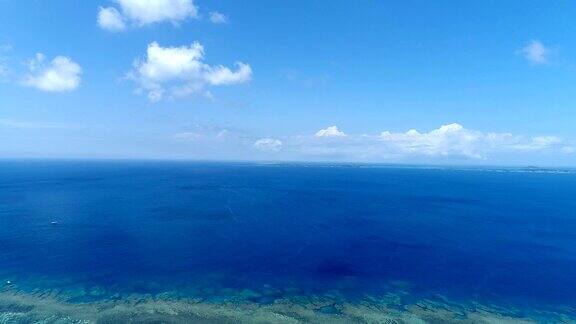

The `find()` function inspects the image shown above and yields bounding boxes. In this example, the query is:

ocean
[1,160,575,322]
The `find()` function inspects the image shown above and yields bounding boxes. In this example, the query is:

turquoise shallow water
[1,161,575,322]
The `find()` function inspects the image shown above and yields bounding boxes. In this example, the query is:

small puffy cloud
[315,126,346,138]
[520,40,549,65]
[129,41,252,102]
[24,53,82,92]
[98,0,198,31]
[119,0,198,25]
[204,63,252,85]
[254,138,283,152]
[97,6,126,31]
[209,11,227,24]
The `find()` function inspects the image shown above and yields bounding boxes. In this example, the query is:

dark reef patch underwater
[1,160,576,323]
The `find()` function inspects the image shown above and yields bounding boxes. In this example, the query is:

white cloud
[120,0,198,24]
[315,126,346,138]
[377,123,566,158]
[209,11,227,24]
[97,0,198,31]
[204,63,252,85]
[284,123,569,161]
[379,123,485,158]
[98,7,126,31]
[150,123,576,161]
[129,41,252,102]
[254,138,283,152]
[24,53,82,92]
[521,40,549,65]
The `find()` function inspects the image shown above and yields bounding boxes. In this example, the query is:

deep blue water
[1,161,576,310]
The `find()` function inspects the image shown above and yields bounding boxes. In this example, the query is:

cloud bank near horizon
[172,123,574,162]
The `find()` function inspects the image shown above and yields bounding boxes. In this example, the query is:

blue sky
[1,0,576,165]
